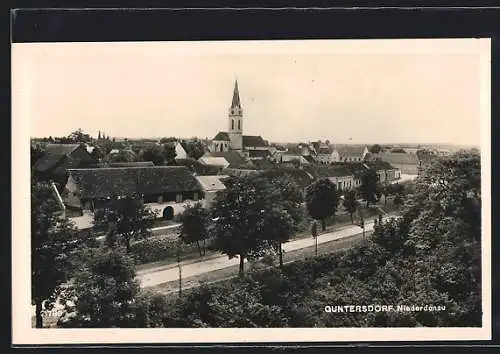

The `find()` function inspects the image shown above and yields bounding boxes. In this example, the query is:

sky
[12,39,488,145]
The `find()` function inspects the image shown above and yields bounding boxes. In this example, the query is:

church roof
[243,135,268,147]
[213,131,231,141]
[231,80,241,109]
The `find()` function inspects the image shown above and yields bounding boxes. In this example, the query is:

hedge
[130,235,216,265]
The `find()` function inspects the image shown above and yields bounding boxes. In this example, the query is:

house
[175,158,222,176]
[369,152,421,175]
[61,166,202,214]
[259,168,315,196]
[198,156,230,169]
[195,175,229,206]
[330,145,369,163]
[33,143,97,188]
[243,135,269,150]
[277,150,311,165]
[364,160,400,183]
[304,164,362,192]
[316,143,333,164]
[201,151,253,169]
[247,149,271,160]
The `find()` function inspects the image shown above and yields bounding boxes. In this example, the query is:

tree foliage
[305,178,340,231]
[342,189,358,224]
[359,169,380,207]
[183,139,206,160]
[179,203,211,256]
[95,197,158,252]
[31,179,79,328]
[142,146,165,165]
[211,174,299,275]
[58,246,141,328]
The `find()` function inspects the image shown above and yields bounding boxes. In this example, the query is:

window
[238,120,240,130]
[232,119,234,130]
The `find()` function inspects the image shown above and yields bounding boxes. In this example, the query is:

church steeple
[231,79,241,109]
[228,79,243,152]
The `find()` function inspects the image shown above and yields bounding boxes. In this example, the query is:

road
[138,216,390,288]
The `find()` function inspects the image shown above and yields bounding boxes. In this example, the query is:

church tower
[228,79,243,151]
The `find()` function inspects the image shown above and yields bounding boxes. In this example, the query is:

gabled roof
[260,168,315,189]
[203,151,249,168]
[213,132,231,141]
[365,160,395,171]
[370,152,420,165]
[44,144,82,156]
[334,145,367,157]
[67,166,200,199]
[304,164,356,178]
[198,157,230,168]
[248,149,271,158]
[34,154,67,173]
[243,135,268,147]
[195,175,229,192]
[175,158,221,175]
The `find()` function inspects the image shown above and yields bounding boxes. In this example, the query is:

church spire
[231,79,241,109]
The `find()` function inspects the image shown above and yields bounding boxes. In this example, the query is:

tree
[265,175,304,268]
[31,145,45,167]
[162,143,177,165]
[369,144,384,154]
[179,203,211,257]
[311,221,318,256]
[359,169,379,207]
[58,246,141,328]
[31,178,79,328]
[142,146,165,165]
[211,175,279,276]
[342,190,358,224]
[183,139,206,160]
[68,128,91,143]
[96,197,158,252]
[305,178,340,231]
[90,145,105,162]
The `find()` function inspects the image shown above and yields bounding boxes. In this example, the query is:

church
[210,80,269,156]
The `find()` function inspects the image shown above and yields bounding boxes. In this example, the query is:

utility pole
[177,241,182,299]
[311,221,318,256]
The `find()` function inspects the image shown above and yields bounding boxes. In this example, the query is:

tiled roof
[175,158,221,175]
[370,152,420,165]
[248,149,271,158]
[67,166,200,199]
[334,145,367,157]
[243,135,268,147]
[365,160,395,171]
[44,144,81,156]
[108,161,155,167]
[260,168,315,189]
[203,151,249,168]
[304,164,366,178]
[213,132,231,141]
[34,154,67,172]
